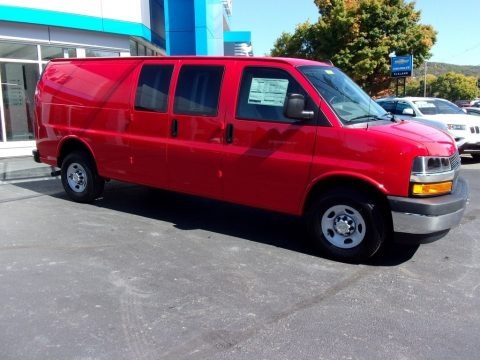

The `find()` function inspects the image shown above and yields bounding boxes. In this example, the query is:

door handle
[171,119,178,137]
[226,123,234,144]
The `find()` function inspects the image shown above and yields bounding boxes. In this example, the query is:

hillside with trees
[405,72,478,101]
[414,63,480,78]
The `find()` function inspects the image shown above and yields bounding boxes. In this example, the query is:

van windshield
[299,65,387,125]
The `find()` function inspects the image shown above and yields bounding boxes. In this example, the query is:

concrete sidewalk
[0,156,58,184]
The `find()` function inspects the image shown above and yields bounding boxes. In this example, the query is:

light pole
[423,61,428,97]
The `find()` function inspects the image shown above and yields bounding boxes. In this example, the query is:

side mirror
[402,108,415,116]
[284,94,315,120]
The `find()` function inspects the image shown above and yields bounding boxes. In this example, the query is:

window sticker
[248,78,289,106]
[325,70,335,75]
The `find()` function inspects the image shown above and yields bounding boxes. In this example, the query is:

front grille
[470,126,480,134]
[450,151,461,170]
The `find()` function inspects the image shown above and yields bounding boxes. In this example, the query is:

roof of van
[48,56,334,67]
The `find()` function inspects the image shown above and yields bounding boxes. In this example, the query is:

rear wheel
[306,187,388,262]
[61,151,104,203]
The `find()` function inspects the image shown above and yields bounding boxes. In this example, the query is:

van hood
[367,120,456,155]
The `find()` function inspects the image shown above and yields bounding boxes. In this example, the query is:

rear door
[167,61,227,198]
[222,63,319,214]
[128,61,175,187]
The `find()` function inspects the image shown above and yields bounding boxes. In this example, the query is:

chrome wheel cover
[66,162,88,193]
[320,205,366,249]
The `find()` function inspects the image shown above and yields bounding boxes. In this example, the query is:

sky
[230,0,480,66]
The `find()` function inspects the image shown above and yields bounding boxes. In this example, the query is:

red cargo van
[33,56,468,261]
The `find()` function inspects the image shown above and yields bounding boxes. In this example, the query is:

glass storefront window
[1,63,39,141]
[40,46,77,60]
[130,40,138,56]
[67,48,77,58]
[0,43,37,60]
[85,49,120,57]
[40,46,63,60]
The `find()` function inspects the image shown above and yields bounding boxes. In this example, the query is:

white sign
[248,78,289,107]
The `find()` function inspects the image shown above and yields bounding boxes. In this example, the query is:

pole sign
[391,55,413,78]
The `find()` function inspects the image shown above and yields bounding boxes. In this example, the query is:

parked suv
[376,97,480,158]
[465,107,480,116]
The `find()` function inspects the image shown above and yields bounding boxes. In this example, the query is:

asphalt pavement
[0,155,479,360]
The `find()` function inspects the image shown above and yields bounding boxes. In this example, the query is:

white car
[376,97,479,160]
[464,107,480,117]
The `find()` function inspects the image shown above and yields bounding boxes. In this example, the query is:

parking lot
[1,156,479,360]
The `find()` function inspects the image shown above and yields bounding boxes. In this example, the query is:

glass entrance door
[0,62,39,142]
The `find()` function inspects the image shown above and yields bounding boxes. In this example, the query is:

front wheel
[306,188,388,262]
[61,151,104,203]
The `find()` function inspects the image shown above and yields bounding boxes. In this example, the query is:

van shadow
[14,180,419,266]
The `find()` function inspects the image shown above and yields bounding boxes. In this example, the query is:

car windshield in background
[413,99,465,116]
[299,65,386,125]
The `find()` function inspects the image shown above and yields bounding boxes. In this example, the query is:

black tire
[306,187,388,262]
[471,153,480,161]
[61,151,105,203]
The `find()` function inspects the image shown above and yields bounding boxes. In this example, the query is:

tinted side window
[174,65,224,116]
[236,66,313,123]
[378,101,395,113]
[135,64,174,112]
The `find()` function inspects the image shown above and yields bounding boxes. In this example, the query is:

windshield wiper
[382,112,398,122]
[347,112,399,124]
[348,114,384,122]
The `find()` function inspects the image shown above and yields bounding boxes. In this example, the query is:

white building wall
[0,21,131,52]
[0,0,151,27]
[0,0,156,157]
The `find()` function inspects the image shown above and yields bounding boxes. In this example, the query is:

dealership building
[0,0,252,157]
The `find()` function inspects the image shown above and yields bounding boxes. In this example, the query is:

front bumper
[462,141,480,153]
[388,176,469,242]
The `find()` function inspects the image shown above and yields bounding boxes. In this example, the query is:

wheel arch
[57,137,96,169]
[303,175,391,218]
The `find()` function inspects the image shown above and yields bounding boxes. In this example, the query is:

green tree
[430,72,478,101]
[404,74,437,96]
[271,0,437,95]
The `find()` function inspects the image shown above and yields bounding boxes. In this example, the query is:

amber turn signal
[412,181,453,196]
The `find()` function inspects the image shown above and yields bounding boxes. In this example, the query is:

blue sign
[391,55,413,78]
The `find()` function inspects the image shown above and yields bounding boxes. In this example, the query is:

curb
[0,156,59,184]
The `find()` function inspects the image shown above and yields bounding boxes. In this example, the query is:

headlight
[447,124,466,130]
[410,156,455,197]
[412,156,452,174]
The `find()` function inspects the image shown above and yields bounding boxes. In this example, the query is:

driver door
[222,64,319,214]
